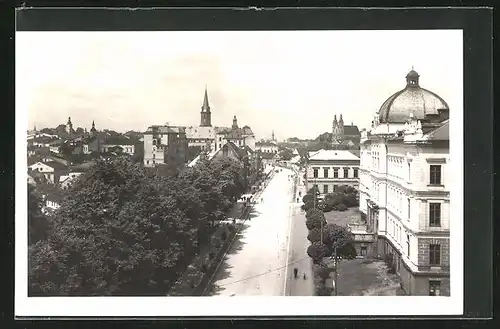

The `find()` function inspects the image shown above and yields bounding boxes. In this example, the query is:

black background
[2,2,495,328]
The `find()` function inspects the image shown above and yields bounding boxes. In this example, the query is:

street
[285,172,314,296]
[208,167,298,296]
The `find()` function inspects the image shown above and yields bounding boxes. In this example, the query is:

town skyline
[17,30,462,140]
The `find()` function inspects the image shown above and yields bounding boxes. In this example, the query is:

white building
[306,149,360,195]
[28,161,68,184]
[255,140,278,154]
[59,172,83,189]
[143,125,188,167]
[359,69,450,296]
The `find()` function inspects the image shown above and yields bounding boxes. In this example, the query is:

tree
[336,204,348,211]
[28,184,50,245]
[307,242,329,263]
[305,209,326,230]
[307,228,322,243]
[322,224,357,259]
[278,149,293,161]
[29,157,198,296]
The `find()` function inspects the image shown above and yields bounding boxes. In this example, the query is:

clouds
[17,30,462,140]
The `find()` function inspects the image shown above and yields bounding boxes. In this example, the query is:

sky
[16,30,462,140]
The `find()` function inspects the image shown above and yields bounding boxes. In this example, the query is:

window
[429,281,441,296]
[406,234,410,256]
[407,198,411,220]
[152,160,155,164]
[360,246,367,256]
[153,154,155,159]
[429,203,441,227]
[323,168,328,178]
[430,165,442,185]
[343,168,349,178]
[323,184,328,194]
[333,169,339,178]
[429,244,441,266]
[333,185,338,191]
[408,163,411,180]
[146,160,149,164]
[353,168,358,178]
[313,168,318,178]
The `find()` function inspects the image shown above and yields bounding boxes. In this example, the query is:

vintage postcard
[16,27,464,317]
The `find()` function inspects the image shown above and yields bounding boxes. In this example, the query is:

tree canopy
[29,155,247,296]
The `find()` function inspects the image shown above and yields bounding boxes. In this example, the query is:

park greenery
[302,186,357,296]
[301,185,359,213]
[28,155,248,296]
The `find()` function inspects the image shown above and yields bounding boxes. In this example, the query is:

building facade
[143,125,188,167]
[305,149,360,195]
[359,69,450,296]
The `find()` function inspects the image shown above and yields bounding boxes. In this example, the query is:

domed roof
[378,70,449,123]
[242,125,253,135]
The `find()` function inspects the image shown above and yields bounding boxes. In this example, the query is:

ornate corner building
[359,69,450,296]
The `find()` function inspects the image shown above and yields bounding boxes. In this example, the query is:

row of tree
[303,188,357,296]
[301,185,359,213]
[28,155,248,296]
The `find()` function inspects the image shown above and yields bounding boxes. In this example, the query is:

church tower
[200,86,212,127]
[66,117,74,135]
[338,114,345,136]
[232,115,238,130]
[90,120,97,136]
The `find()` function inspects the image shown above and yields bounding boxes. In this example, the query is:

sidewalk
[168,172,273,296]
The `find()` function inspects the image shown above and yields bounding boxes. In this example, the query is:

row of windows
[313,167,359,178]
[388,155,410,181]
[313,184,351,194]
[389,220,442,267]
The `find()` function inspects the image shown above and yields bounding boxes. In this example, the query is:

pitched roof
[44,161,69,171]
[308,149,360,161]
[425,120,449,141]
[225,142,247,159]
[241,145,254,154]
[343,125,360,136]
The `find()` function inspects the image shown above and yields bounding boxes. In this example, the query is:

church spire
[202,85,210,112]
[272,130,275,141]
[200,86,212,127]
[90,120,97,136]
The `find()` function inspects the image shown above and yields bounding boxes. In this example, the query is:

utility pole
[334,246,338,296]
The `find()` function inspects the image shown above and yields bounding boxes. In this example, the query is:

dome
[242,125,253,135]
[378,70,449,123]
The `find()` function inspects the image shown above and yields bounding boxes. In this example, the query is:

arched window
[153,139,157,146]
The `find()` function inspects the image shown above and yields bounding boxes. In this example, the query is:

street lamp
[331,246,339,296]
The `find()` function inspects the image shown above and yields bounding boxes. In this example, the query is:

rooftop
[308,149,360,161]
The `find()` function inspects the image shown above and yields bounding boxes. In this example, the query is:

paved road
[209,168,296,296]
[285,168,314,296]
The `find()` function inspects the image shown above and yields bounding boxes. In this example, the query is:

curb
[200,172,275,296]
